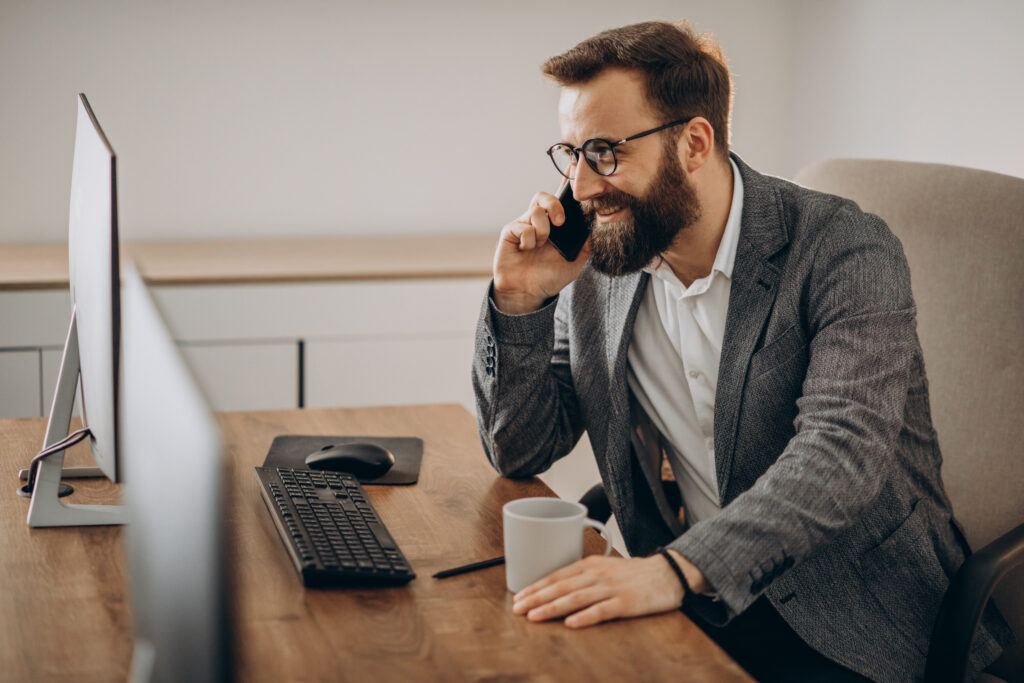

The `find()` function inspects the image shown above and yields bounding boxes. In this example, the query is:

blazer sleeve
[472,282,585,478]
[669,207,918,624]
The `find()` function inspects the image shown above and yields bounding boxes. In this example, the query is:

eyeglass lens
[549,141,617,179]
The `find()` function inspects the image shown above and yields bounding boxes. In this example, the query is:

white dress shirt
[626,159,743,525]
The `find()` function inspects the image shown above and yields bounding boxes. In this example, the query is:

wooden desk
[0,404,751,682]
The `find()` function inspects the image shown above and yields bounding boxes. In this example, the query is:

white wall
[4,1,1022,245]
[789,0,1024,179]
[0,0,796,243]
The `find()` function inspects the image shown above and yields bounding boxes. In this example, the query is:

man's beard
[581,143,701,277]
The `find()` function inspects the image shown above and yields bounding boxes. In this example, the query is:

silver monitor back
[21,93,125,527]
[68,92,120,481]
[121,266,233,683]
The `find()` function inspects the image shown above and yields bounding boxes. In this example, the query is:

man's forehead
[556,68,655,143]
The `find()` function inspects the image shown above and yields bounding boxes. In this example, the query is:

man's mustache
[580,190,639,217]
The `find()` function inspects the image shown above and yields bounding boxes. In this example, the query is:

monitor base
[19,311,125,528]
[17,482,73,498]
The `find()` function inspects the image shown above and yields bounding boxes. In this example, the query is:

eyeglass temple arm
[615,116,696,146]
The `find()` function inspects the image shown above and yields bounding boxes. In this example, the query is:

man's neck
[659,155,734,288]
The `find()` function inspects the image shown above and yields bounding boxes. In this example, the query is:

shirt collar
[644,157,744,282]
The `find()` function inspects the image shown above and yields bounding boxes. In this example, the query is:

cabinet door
[178,341,299,412]
[0,291,70,347]
[150,278,489,341]
[0,350,42,418]
[45,341,299,414]
[305,333,475,410]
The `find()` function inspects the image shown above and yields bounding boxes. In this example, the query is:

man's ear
[678,117,715,173]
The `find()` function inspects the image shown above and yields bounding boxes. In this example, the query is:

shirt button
[688,370,699,379]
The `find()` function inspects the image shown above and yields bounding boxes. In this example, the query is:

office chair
[580,158,1023,683]
[793,159,1023,683]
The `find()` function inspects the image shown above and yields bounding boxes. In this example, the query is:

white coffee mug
[503,497,612,593]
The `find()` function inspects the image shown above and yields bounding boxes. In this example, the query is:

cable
[21,428,92,494]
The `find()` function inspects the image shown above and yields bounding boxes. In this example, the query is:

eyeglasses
[546,116,695,179]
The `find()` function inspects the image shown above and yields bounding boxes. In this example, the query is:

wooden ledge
[0,234,496,290]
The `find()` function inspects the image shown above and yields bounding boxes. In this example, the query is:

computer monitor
[18,93,126,527]
[121,266,233,683]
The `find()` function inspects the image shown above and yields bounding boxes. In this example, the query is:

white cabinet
[179,341,299,412]
[0,350,42,418]
[1,277,491,417]
[0,291,71,348]
[1,291,68,418]
[148,278,488,341]
[306,333,475,409]
[152,277,488,413]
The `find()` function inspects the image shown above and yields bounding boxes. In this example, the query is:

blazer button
[486,367,495,377]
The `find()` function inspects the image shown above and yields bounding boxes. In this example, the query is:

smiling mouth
[594,206,627,222]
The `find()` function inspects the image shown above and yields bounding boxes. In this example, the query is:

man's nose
[571,159,609,202]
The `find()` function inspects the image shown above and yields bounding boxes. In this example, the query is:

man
[471,21,1012,682]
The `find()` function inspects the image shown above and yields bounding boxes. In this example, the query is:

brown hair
[541,21,732,155]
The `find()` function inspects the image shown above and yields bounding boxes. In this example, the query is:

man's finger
[500,220,539,251]
[564,597,622,629]
[525,584,611,622]
[513,558,588,601]
[530,191,565,224]
[526,206,552,243]
[513,570,598,614]
[519,224,536,250]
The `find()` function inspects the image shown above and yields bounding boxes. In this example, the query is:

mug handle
[584,518,613,556]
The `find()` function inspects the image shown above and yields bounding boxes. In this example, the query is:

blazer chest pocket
[749,324,808,381]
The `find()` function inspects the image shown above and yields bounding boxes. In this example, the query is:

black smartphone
[547,182,591,261]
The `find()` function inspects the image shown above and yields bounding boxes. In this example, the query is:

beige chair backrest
[794,159,1023,661]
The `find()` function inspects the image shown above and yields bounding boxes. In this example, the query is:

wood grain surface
[0,234,496,290]
[0,404,752,682]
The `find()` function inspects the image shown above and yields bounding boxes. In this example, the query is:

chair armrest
[577,481,682,526]
[578,484,613,524]
[925,522,1024,683]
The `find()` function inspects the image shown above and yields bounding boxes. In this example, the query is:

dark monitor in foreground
[121,266,233,683]
[19,93,125,527]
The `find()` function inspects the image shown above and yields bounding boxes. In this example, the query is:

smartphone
[547,182,591,261]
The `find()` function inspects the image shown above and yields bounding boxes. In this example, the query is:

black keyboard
[255,466,415,587]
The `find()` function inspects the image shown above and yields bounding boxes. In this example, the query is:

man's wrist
[666,548,711,595]
[492,290,547,316]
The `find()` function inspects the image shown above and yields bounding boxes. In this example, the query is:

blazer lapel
[714,155,789,500]
[606,271,648,424]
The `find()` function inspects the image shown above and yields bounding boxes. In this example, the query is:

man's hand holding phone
[492,184,591,315]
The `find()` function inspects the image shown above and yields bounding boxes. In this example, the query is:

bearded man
[471,20,1012,683]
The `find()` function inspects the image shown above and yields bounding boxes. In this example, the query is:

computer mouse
[304,442,395,478]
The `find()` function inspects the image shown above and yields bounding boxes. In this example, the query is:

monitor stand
[16,311,126,527]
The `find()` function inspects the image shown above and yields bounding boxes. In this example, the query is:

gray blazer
[472,154,1013,682]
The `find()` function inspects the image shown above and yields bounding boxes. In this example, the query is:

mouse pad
[261,435,422,485]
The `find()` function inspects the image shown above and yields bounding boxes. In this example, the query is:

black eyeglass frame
[546,116,696,179]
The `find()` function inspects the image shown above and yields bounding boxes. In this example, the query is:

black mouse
[304,442,395,478]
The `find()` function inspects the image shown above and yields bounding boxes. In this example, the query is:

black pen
[432,555,505,579]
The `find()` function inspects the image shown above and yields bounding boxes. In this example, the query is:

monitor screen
[67,93,120,482]
[121,266,232,683]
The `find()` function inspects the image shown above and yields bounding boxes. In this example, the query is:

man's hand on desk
[512,549,709,628]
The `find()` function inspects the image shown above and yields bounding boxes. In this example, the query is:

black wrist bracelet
[658,548,692,608]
